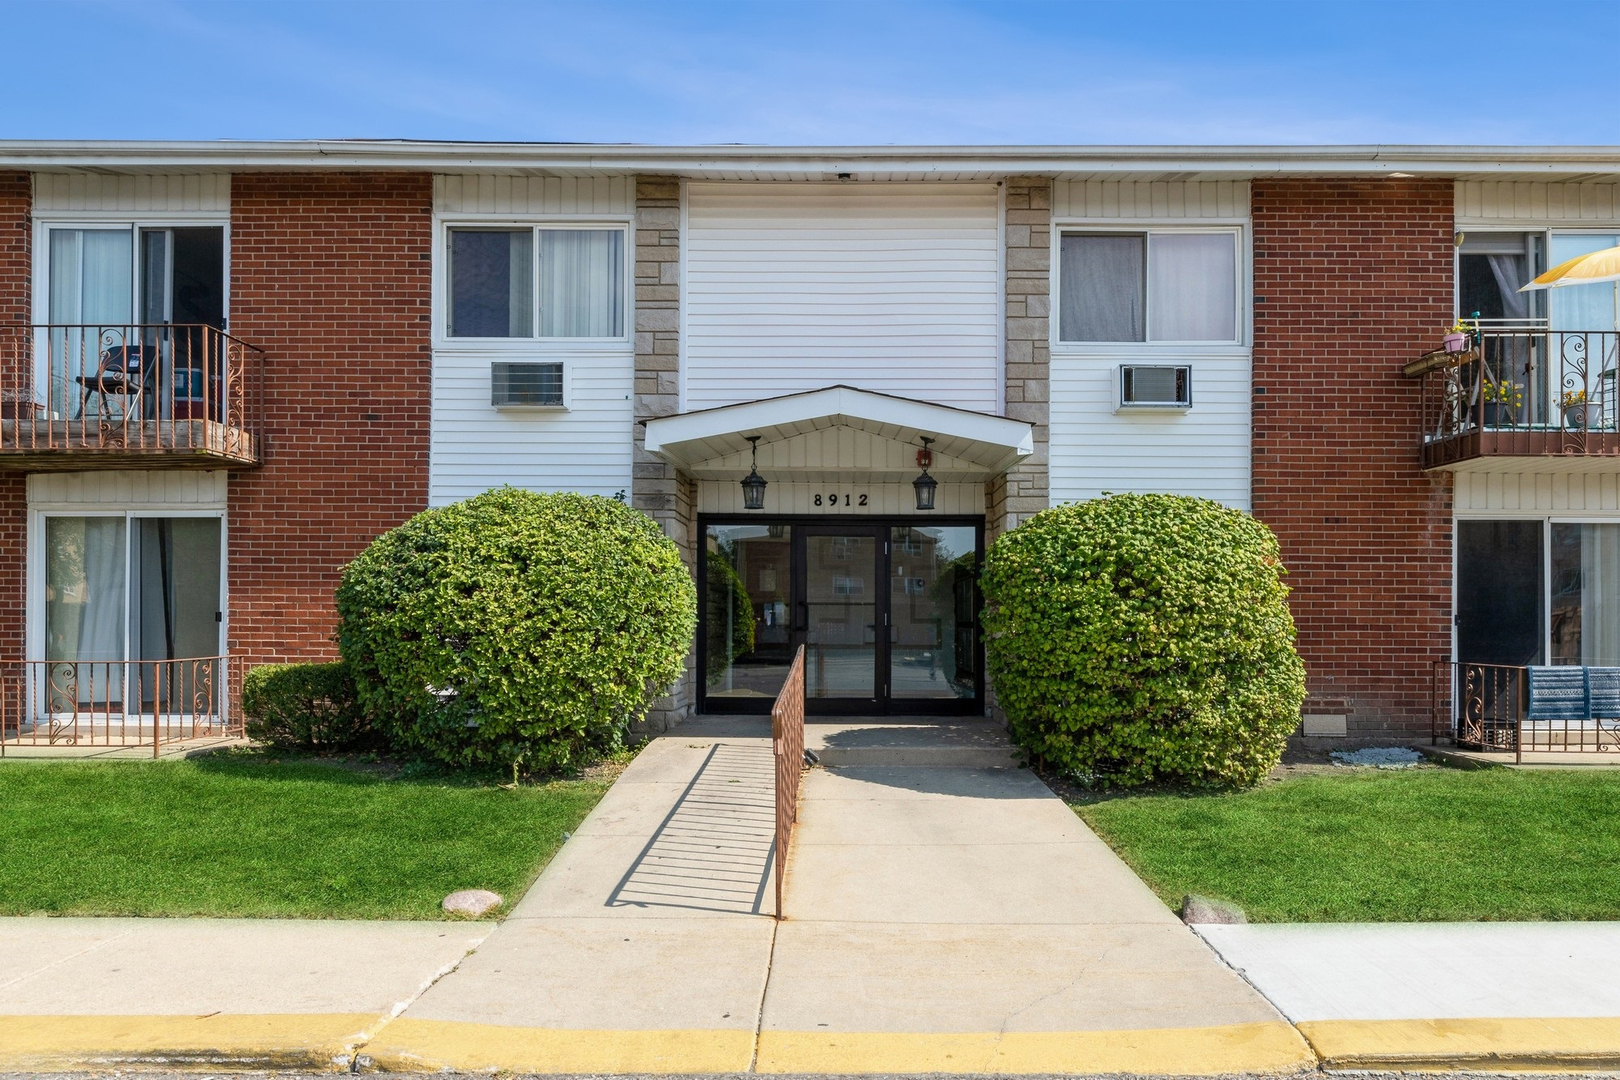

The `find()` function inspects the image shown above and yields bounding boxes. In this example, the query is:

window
[1059,230,1238,343]
[447,226,624,339]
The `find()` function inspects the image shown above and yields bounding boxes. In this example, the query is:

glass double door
[702,520,982,714]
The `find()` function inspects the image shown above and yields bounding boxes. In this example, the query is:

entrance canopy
[642,385,1035,482]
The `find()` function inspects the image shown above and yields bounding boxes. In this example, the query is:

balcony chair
[75,343,153,421]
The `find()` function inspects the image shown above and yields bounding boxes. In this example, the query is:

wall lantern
[741,435,768,510]
[913,436,938,511]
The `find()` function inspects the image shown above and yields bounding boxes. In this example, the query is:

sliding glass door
[42,225,226,420]
[42,514,223,713]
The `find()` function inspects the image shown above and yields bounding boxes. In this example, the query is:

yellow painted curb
[755,1021,1315,1075]
[0,1012,376,1070]
[1299,1017,1620,1070]
[363,1018,756,1074]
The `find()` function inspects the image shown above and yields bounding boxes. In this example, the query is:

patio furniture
[75,343,153,420]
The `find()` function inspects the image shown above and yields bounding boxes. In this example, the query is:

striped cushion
[1527,665,1590,721]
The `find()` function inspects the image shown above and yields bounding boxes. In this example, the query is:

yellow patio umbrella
[1519,242,1620,330]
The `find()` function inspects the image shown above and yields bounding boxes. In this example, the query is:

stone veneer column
[989,177,1052,541]
[632,176,695,729]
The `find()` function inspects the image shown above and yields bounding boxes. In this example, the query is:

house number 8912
[814,493,868,507]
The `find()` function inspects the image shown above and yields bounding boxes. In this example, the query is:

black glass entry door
[700,517,983,715]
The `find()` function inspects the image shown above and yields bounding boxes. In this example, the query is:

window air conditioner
[1118,365,1191,410]
[491,362,565,408]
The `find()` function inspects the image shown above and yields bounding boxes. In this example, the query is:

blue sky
[8,0,1619,145]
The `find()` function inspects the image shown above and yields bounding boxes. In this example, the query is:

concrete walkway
[1198,922,1620,1070]
[365,717,1309,1075]
[20,720,1620,1073]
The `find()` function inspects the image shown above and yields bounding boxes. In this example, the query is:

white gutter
[0,141,1617,177]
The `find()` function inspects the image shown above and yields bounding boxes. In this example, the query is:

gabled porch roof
[642,385,1034,482]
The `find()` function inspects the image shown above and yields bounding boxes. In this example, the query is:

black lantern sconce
[741,435,768,511]
[913,436,938,511]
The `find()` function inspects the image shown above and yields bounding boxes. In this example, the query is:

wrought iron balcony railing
[1413,325,1620,468]
[0,323,265,468]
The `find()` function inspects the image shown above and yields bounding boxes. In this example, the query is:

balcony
[1412,325,1620,470]
[0,324,264,470]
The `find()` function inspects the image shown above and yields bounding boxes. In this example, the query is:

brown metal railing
[1433,660,1620,762]
[0,655,244,757]
[771,645,806,920]
[0,324,264,460]
[1418,327,1620,466]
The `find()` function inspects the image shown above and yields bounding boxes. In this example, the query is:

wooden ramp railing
[771,645,806,919]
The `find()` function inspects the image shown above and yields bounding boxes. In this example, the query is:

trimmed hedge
[981,493,1305,787]
[335,488,697,773]
[241,662,373,750]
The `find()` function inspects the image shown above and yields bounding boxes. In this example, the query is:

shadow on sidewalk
[605,742,777,916]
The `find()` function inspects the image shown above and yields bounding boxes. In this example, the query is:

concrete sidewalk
[366,718,1309,1075]
[0,918,489,1070]
[1198,921,1620,1070]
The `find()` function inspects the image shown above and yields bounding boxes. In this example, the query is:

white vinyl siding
[683,182,1001,411]
[1052,180,1249,221]
[33,173,230,214]
[1049,350,1251,510]
[1455,182,1620,227]
[1049,185,1252,511]
[1455,470,1620,515]
[432,175,632,216]
[429,176,633,505]
[26,470,227,510]
[429,345,631,505]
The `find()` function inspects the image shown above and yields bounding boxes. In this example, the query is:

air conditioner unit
[491,362,565,408]
[1118,365,1191,410]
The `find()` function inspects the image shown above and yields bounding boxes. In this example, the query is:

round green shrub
[981,493,1305,787]
[242,661,375,750]
[335,488,697,773]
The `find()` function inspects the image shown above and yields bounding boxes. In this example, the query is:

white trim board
[643,385,1034,478]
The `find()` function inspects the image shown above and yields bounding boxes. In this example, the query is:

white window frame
[1050,223,1249,352]
[31,215,233,329]
[26,505,228,725]
[1452,512,1620,667]
[432,217,633,349]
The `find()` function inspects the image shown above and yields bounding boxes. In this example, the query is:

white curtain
[539,230,623,337]
[1583,524,1620,665]
[1487,254,1530,320]
[47,229,133,416]
[44,517,127,705]
[1148,233,1237,342]
[1060,234,1144,342]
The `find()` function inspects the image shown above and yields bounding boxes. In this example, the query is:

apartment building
[1,142,1617,741]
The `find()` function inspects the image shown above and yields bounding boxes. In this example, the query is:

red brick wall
[0,173,29,660]
[227,173,432,664]
[1251,179,1454,738]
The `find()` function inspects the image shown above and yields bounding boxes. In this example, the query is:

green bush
[241,662,373,750]
[981,493,1305,787]
[335,488,697,773]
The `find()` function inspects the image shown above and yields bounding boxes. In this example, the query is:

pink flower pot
[1442,332,1470,353]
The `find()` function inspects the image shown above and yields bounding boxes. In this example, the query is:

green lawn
[1073,766,1620,922]
[0,752,615,919]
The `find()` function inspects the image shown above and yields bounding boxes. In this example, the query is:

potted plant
[1481,379,1524,427]
[1442,318,1475,354]
[1562,389,1591,429]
